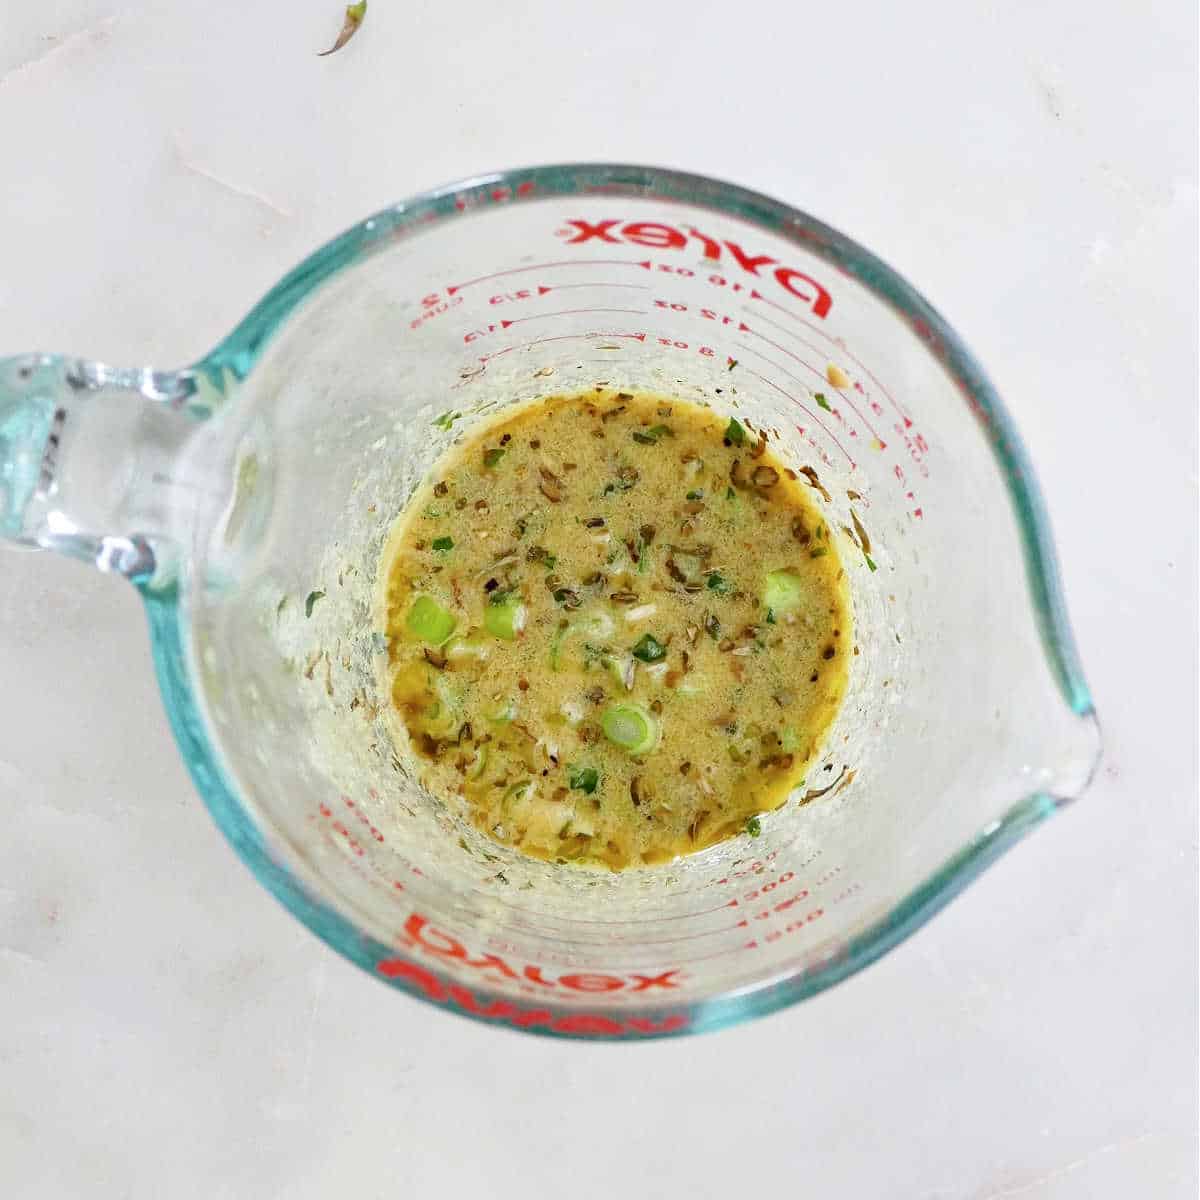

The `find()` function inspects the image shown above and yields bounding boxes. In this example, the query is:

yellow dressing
[381,392,851,869]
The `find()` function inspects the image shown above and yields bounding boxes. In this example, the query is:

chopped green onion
[762,570,804,615]
[305,590,325,618]
[810,547,828,559]
[865,555,877,572]
[483,447,505,468]
[406,595,457,644]
[631,633,667,663]
[568,765,599,794]
[814,392,832,412]
[601,703,659,756]
[485,590,526,640]
[605,653,635,692]
[445,635,491,666]
[765,609,776,625]
[431,536,454,552]
[503,780,534,808]
[724,417,746,445]
[725,486,736,500]
[467,745,490,779]
[549,624,570,670]
[686,489,703,500]
[706,571,733,596]
[433,410,461,430]
[745,816,762,837]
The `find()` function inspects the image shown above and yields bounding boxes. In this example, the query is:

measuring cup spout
[0,353,205,585]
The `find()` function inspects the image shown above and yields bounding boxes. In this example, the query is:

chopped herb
[706,571,733,596]
[304,590,325,617]
[810,547,829,558]
[814,392,832,412]
[725,486,736,500]
[724,417,746,446]
[544,554,558,570]
[745,816,762,837]
[727,358,739,372]
[766,609,776,624]
[648,423,674,438]
[431,536,454,552]
[318,0,367,57]
[483,447,505,468]
[631,633,667,663]
[686,489,704,500]
[422,506,442,519]
[568,765,599,794]
[704,613,721,640]
[865,555,877,572]
[433,410,461,430]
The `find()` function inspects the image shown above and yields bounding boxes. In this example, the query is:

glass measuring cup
[0,164,1101,1039]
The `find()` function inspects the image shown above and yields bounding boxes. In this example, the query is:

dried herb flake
[318,1,367,57]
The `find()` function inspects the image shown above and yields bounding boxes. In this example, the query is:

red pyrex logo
[557,219,833,319]
[376,913,690,1036]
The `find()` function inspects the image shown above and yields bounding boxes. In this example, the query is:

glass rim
[150,163,1098,1039]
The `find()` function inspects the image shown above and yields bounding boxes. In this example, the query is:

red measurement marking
[488,286,551,305]
[447,260,647,294]
[748,288,913,426]
[655,338,716,357]
[743,368,856,467]
[738,327,886,446]
[549,281,649,291]
[500,307,647,328]
[478,331,646,364]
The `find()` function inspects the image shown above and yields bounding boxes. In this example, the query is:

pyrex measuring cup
[0,164,1101,1039]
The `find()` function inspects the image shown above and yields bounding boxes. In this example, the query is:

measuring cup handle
[0,353,209,584]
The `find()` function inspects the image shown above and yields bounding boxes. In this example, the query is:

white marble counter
[1,1,1196,1195]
